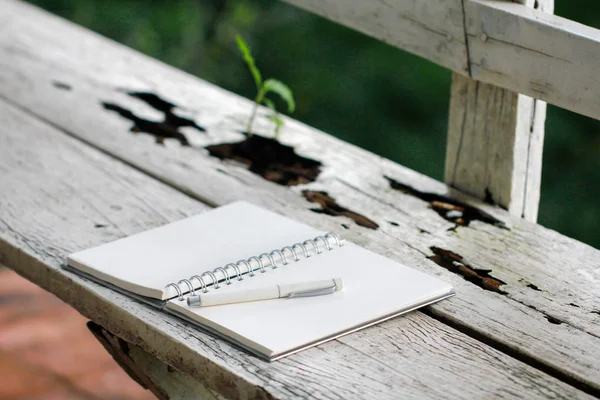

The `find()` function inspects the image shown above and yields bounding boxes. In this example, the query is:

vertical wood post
[445,0,553,222]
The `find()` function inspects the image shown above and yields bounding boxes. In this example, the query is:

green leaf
[235,34,262,90]
[263,79,295,113]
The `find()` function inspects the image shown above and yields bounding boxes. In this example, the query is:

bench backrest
[281,0,596,222]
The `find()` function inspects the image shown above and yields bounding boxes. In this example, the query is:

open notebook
[66,201,454,361]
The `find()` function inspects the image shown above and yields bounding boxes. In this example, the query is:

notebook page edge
[166,287,455,362]
[67,254,167,300]
[165,300,274,358]
[269,289,455,361]
[171,241,455,360]
[62,263,168,308]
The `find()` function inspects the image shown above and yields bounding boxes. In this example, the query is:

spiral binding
[166,232,344,301]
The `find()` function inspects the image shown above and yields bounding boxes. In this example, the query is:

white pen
[187,278,343,307]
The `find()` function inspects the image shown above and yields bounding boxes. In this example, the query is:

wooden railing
[2,0,600,397]
[281,0,598,222]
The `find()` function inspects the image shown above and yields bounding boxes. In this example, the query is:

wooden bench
[0,0,599,398]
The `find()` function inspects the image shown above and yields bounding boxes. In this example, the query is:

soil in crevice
[428,246,506,294]
[385,176,507,229]
[302,190,379,230]
[206,134,321,186]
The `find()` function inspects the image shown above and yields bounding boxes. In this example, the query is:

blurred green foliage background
[27,0,600,249]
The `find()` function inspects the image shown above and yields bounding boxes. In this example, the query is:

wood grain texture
[284,0,600,120]
[464,0,600,120]
[445,0,552,221]
[0,98,588,400]
[0,0,599,395]
[88,322,225,400]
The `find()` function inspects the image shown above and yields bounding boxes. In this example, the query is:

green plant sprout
[236,34,295,139]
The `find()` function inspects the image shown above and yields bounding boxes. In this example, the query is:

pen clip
[286,281,338,299]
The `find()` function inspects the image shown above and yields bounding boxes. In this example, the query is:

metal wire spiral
[165,232,344,300]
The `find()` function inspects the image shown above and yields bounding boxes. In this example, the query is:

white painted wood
[280,0,468,73]
[282,0,600,120]
[445,0,552,221]
[464,0,600,120]
[2,0,599,119]
[0,99,589,400]
[0,0,599,394]
[126,345,225,400]
[90,323,226,400]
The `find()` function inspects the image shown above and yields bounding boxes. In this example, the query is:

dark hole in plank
[127,92,205,133]
[385,176,508,229]
[527,304,567,326]
[545,315,563,325]
[302,190,379,230]
[101,91,205,146]
[527,283,542,291]
[52,81,72,91]
[126,92,176,112]
[428,246,506,294]
[206,134,321,186]
[484,187,497,206]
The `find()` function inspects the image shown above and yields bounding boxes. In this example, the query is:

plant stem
[246,87,265,137]
[246,101,259,137]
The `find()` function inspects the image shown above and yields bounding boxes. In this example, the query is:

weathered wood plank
[464,0,600,120]
[445,0,552,221]
[0,0,599,394]
[445,76,546,220]
[4,0,600,120]
[88,322,225,400]
[0,98,588,400]
[284,0,600,120]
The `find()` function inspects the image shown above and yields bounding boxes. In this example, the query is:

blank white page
[166,241,454,359]
[68,200,454,359]
[67,201,322,300]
